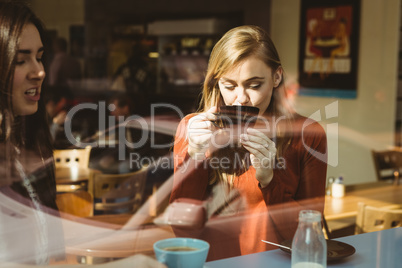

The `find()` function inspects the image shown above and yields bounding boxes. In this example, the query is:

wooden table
[324,181,402,221]
[78,181,402,224]
[62,214,174,262]
[85,213,133,226]
[62,181,402,263]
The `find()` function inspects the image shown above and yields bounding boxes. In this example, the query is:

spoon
[261,240,291,251]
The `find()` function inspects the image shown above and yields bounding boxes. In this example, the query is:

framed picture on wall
[298,0,361,98]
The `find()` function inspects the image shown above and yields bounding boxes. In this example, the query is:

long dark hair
[0,1,56,209]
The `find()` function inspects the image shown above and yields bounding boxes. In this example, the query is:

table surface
[205,227,402,268]
[324,182,402,220]
[69,181,402,223]
[62,181,402,260]
[64,219,175,258]
[3,186,401,268]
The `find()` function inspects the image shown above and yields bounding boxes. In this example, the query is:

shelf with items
[156,35,220,96]
[148,18,238,96]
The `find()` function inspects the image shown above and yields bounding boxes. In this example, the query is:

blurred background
[19,0,401,186]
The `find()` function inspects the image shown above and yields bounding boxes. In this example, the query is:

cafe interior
[3,0,402,267]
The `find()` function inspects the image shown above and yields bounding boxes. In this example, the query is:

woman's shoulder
[291,113,326,139]
[175,112,200,137]
[178,113,200,125]
[183,113,199,120]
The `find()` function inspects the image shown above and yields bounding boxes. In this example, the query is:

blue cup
[153,238,210,268]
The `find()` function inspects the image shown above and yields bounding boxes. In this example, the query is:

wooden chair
[371,150,402,184]
[54,146,92,192]
[355,202,402,234]
[88,166,148,215]
[56,191,93,217]
[54,146,92,169]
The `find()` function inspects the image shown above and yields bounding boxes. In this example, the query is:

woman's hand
[187,107,217,160]
[240,128,277,188]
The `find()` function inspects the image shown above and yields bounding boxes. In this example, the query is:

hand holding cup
[187,107,217,160]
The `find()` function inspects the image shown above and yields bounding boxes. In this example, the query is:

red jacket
[170,113,327,261]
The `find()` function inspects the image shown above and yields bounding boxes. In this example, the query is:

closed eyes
[16,58,43,65]
[220,77,264,90]
[16,47,44,65]
[223,84,235,90]
[249,83,262,89]
[221,82,262,90]
[15,53,44,65]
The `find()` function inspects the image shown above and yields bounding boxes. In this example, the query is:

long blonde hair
[199,25,294,186]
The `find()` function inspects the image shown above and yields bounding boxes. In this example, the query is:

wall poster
[298,0,360,98]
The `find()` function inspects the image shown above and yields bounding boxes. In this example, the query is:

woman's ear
[273,67,283,88]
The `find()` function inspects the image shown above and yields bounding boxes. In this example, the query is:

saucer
[279,239,356,262]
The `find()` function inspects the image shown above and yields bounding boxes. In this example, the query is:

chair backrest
[355,202,402,234]
[371,150,402,181]
[88,167,148,214]
[54,146,92,169]
[56,191,93,217]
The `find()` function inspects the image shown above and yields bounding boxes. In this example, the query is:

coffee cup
[153,238,210,268]
[217,105,260,127]
[212,105,260,148]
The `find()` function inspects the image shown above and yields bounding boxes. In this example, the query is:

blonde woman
[170,25,327,261]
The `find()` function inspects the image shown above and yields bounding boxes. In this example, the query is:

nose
[28,62,46,81]
[234,87,250,105]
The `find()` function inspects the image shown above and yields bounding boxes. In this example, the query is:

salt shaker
[331,176,345,198]
[291,210,327,268]
[326,177,334,196]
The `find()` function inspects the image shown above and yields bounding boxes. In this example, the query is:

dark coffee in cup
[154,238,210,268]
